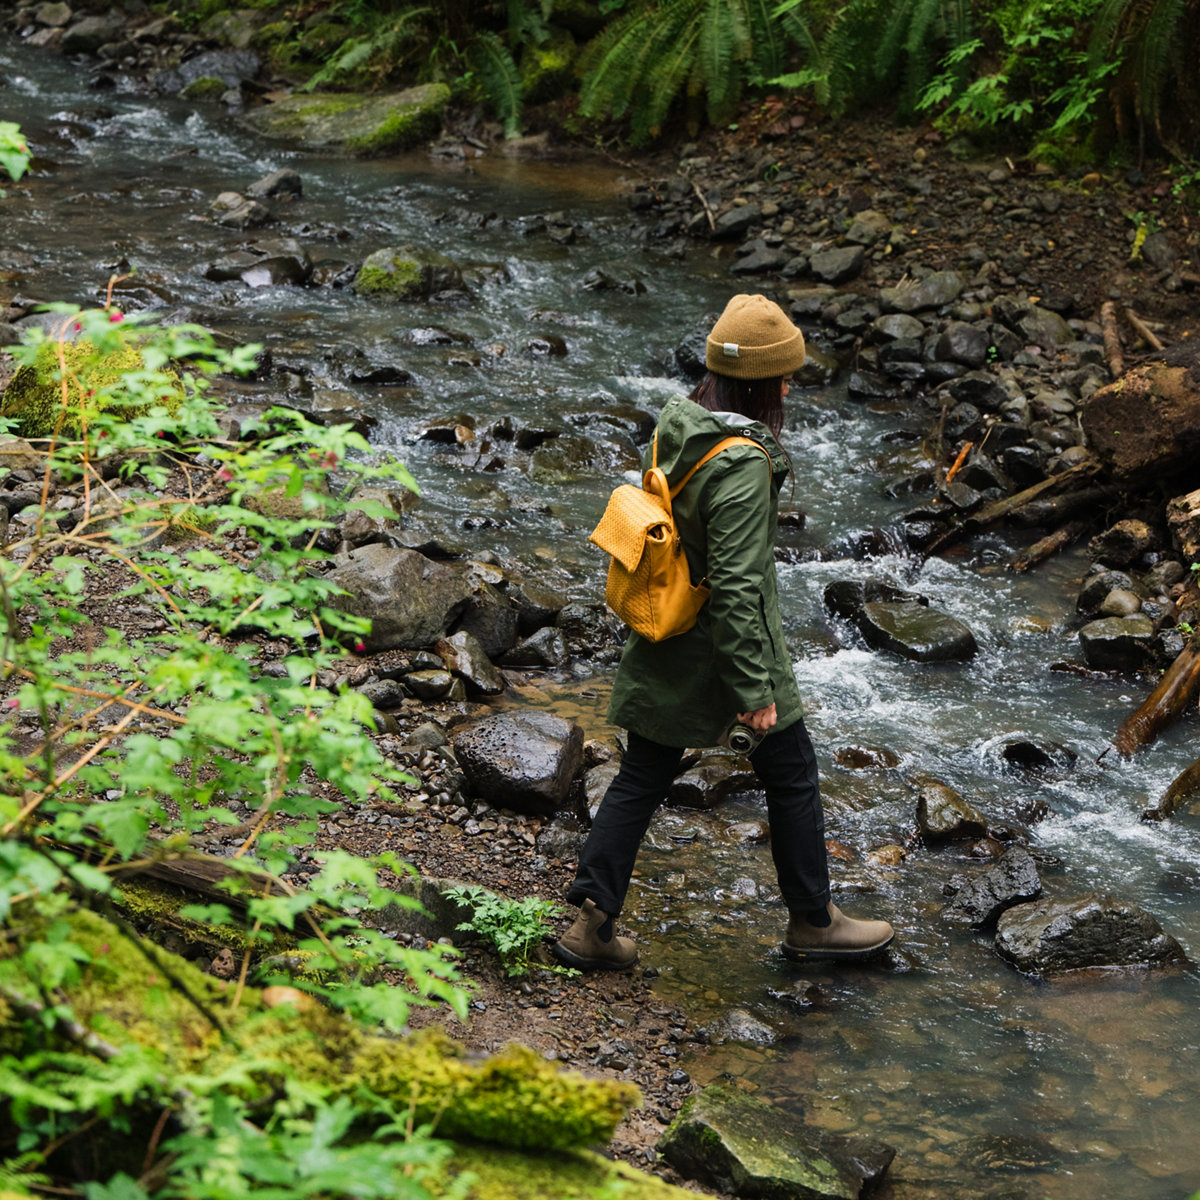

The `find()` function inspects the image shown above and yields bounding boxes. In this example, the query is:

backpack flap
[589,484,672,572]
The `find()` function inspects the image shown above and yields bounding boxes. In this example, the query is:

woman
[554,294,895,970]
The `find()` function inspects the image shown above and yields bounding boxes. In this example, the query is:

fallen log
[1141,755,1200,821]
[1125,308,1164,352]
[924,460,1101,558]
[1110,635,1200,757]
[1010,521,1088,573]
[1101,299,1124,379]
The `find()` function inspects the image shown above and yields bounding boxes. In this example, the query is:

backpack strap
[662,435,773,499]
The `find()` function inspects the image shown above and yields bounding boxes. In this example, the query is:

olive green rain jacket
[606,396,804,748]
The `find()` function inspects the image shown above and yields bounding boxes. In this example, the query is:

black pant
[566,718,832,917]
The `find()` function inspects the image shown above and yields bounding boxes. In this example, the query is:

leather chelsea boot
[782,902,894,962]
[552,899,638,971]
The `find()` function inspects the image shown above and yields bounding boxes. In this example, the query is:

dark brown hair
[688,371,786,438]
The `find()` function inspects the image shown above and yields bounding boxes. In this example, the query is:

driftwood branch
[1142,755,1200,821]
[924,460,1102,558]
[1101,300,1124,379]
[1010,521,1088,573]
[1124,308,1164,352]
[1110,636,1200,757]
[686,176,716,231]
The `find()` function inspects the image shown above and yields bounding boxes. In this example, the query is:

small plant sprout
[444,884,576,978]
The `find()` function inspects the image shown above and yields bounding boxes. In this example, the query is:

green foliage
[0,120,30,197]
[443,884,572,978]
[580,0,810,142]
[0,303,489,1197]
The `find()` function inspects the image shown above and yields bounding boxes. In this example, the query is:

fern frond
[1134,0,1186,125]
[468,30,524,138]
[699,0,750,121]
[298,6,434,93]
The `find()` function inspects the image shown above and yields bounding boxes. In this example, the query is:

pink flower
[109,311,124,323]
[354,640,366,653]
[4,698,18,710]
[215,467,233,483]
[72,322,82,332]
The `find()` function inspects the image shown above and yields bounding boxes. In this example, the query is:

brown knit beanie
[705,293,806,379]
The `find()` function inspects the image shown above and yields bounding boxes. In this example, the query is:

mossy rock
[433,1143,697,1200]
[242,84,451,155]
[1,907,640,1154]
[181,75,229,101]
[354,244,464,302]
[0,340,184,439]
[297,20,351,59]
[520,28,576,104]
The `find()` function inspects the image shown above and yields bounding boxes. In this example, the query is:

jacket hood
[649,397,789,485]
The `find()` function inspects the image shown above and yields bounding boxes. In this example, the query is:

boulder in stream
[203,238,312,287]
[322,544,474,652]
[354,245,463,301]
[1077,615,1156,671]
[994,894,1187,973]
[857,600,977,662]
[242,84,451,154]
[452,711,583,817]
[659,1084,895,1200]
[667,754,756,809]
[916,779,988,842]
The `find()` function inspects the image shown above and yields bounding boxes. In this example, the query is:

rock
[943,847,1042,926]
[499,626,568,669]
[1077,568,1137,616]
[354,245,463,301]
[204,238,312,286]
[1100,588,1143,617]
[452,711,583,817]
[0,437,46,473]
[823,579,924,621]
[60,13,125,54]
[991,295,1074,351]
[712,205,760,240]
[1077,615,1156,671]
[1167,488,1200,561]
[247,168,303,199]
[998,738,1077,773]
[833,745,900,770]
[809,245,866,285]
[1087,518,1157,566]
[451,583,520,659]
[34,3,73,27]
[844,209,892,246]
[935,322,990,368]
[870,313,925,342]
[434,630,504,696]
[180,77,228,102]
[402,669,461,700]
[916,780,988,841]
[242,84,451,154]
[323,545,474,652]
[1081,345,1200,483]
[209,192,273,230]
[879,270,965,313]
[732,246,789,275]
[355,678,406,709]
[857,600,977,662]
[579,267,645,294]
[994,894,1186,973]
[556,602,619,656]
[659,1085,895,1200]
[667,755,755,809]
[156,49,261,94]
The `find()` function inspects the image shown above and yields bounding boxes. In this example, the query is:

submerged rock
[660,1084,895,1200]
[242,84,451,154]
[452,711,583,817]
[995,894,1186,973]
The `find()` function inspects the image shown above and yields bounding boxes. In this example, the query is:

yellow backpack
[589,433,772,642]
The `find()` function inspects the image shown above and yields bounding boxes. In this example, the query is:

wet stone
[1076,568,1136,615]
[451,710,584,817]
[1078,615,1156,671]
[499,626,567,669]
[667,754,756,809]
[354,678,407,709]
[916,779,988,842]
[1088,518,1156,567]
[870,312,926,342]
[660,1084,896,1200]
[943,847,1042,926]
[809,245,866,285]
[402,669,457,700]
[857,600,978,662]
[725,820,769,844]
[246,168,303,199]
[935,321,990,368]
[833,745,901,770]
[995,894,1187,973]
[434,630,504,697]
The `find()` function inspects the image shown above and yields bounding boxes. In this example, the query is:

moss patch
[0,340,184,439]
[433,1143,696,1200]
[181,75,229,100]
[243,85,450,155]
[520,28,576,104]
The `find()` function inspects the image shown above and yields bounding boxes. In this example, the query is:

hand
[737,703,777,734]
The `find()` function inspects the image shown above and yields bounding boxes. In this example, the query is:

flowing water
[4,39,1200,1199]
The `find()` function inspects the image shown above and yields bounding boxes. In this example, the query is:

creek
[4,37,1200,1200]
